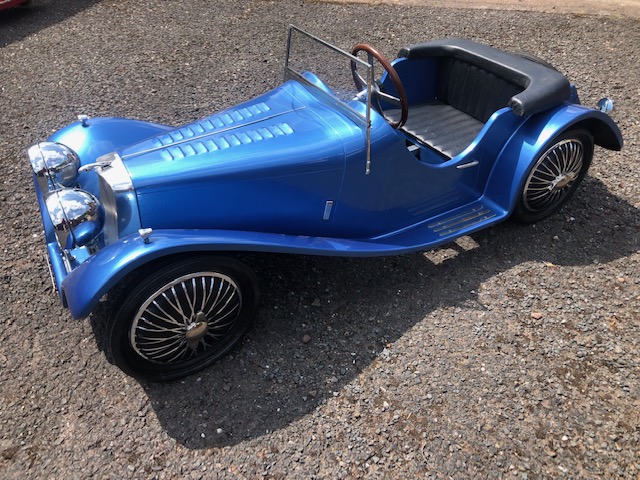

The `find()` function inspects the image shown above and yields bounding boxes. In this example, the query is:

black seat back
[437,57,523,123]
[398,38,571,118]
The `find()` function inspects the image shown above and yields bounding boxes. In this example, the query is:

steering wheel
[351,43,408,129]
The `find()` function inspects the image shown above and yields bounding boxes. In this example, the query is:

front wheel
[104,256,259,382]
[513,129,593,224]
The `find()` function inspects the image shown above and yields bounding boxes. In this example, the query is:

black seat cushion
[390,101,484,158]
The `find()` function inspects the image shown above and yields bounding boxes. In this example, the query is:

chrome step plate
[428,205,497,237]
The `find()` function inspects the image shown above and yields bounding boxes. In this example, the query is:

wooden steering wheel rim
[351,43,409,128]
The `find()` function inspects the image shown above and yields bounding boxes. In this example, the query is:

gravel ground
[338,0,640,19]
[1,0,639,478]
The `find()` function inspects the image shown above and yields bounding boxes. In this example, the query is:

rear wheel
[104,256,259,382]
[513,129,593,224]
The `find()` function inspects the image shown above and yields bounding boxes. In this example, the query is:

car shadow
[0,0,103,48]
[130,176,638,448]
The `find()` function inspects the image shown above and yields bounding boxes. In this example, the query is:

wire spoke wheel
[514,130,593,224]
[105,256,259,382]
[131,272,242,364]
[522,139,584,212]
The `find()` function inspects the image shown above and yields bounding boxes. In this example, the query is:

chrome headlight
[45,188,104,249]
[28,142,80,193]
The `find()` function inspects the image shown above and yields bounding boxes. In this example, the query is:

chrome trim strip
[456,160,479,169]
[435,213,497,236]
[43,251,57,292]
[365,70,372,175]
[287,25,372,70]
[428,205,497,236]
[428,205,485,228]
[98,153,134,244]
[323,200,334,220]
[79,159,113,173]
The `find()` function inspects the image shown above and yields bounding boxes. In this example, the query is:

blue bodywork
[30,29,622,320]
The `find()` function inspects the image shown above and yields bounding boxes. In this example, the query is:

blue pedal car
[28,26,622,381]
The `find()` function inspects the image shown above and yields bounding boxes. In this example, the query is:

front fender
[48,117,173,195]
[61,229,397,319]
[66,221,493,319]
[49,117,173,164]
[485,104,623,214]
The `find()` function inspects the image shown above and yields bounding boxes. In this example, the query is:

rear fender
[485,104,623,214]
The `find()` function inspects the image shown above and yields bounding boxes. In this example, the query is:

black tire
[104,255,259,382]
[513,129,593,224]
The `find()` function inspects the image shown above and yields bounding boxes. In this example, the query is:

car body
[0,0,29,11]
[28,26,622,381]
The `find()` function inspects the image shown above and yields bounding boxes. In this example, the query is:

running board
[428,204,498,236]
[369,199,507,251]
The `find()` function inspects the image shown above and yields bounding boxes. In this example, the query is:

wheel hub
[185,311,209,343]
[551,173,575,190]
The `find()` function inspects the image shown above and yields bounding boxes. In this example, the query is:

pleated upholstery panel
[437,58,522,123]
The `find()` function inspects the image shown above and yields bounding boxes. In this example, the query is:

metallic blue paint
[48,117,172,198]
[29,32,623,321]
